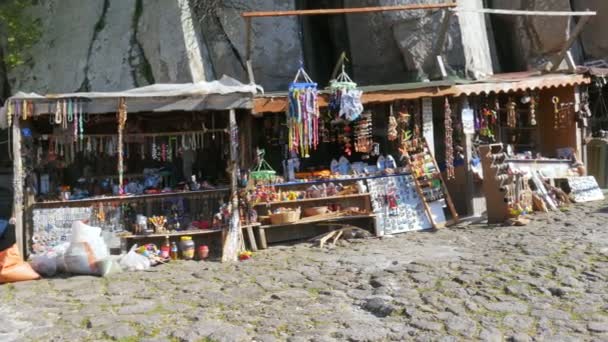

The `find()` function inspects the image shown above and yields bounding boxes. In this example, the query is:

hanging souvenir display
[387,105,398,141]
[529,93,538,126]
[444,98,455,180]
[287,65,319,158]
[552,96,572,130]
[354,111,373,154]
[342,124,353,156]
[328,65,363,122]
[506,97,517,128]
[398,102,410,125]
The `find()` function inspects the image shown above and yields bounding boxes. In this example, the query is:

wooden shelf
[253,193,370,207]
[259,214,376,229]
[500,127,537,130]
[120,228,223,239]
[268,172,412,188]
[32,187,230,208]
[120,223,260,240]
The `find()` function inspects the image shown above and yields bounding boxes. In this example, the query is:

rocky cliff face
[4,0,303,94]
[1,0,606,96]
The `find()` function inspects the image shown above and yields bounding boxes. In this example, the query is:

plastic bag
[30,255,57,277]
[0,244,40,283]
[97,256,123,277]
[70,221,109,261]
[119,245,151,271]
[63,242,99,275]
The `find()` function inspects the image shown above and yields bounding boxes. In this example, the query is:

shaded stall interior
[18,105,254,256]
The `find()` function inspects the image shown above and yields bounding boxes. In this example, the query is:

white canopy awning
[6,75,262,115]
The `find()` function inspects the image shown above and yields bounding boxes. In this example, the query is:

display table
[249,173,449,249]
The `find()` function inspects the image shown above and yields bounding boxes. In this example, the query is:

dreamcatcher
[287,64,319,158]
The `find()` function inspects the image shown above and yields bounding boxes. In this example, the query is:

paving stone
[502,314,535,331]
[444,314,477,337]
[104,323,138,340]
[508,333,532,342]
[410,319,443,332]
[588,322,608,333]
[479,328,503,342]
[484,301,529,314]
[362,296,395,317]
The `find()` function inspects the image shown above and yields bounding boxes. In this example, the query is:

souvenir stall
[452,72,602,223]
[244,65,458,248]
[6,77,259,261]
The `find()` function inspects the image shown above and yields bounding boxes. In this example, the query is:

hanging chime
[287,64,319,158]
[506,97,517,128]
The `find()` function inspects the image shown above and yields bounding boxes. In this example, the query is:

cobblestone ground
[2,200,608,342]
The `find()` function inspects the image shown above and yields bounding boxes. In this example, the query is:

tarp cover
[10,75,261,100]
[1,76,262,123]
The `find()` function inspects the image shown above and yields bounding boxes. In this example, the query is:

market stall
[452,71,602,222]
[4,77,260,261]
[242,66,459,248]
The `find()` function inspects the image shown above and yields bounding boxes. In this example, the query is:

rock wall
[5,0,303,94]
[488,0,583,71]
[4,0,607,96]
[572,0,608,62]
[344,0,466,83]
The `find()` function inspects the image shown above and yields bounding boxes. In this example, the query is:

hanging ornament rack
[327,64,363,122]
[287,64,319,158]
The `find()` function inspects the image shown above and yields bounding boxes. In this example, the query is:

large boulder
[344,0,466,84]
[7,0,105,93]
[489,0,578,70]
[572,0,608,62]
[198,0,303,91]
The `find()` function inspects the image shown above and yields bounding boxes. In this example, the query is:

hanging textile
[287,65,319,158]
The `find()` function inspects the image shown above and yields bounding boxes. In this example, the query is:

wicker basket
[303,206,329,217]
[270,209,301,225]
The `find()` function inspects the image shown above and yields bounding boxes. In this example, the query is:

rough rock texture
[345,0,466,83]
[572,0,608,62]
[4,0,303,94]
[7,0,104,93]
[200,0,303,91]
[489,0,578,70]
[3,200,608,341]
[137,0,201,84]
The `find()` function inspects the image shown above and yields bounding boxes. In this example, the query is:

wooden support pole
[242,3,456,18]
[450,8,596,16]
[222,109,243,262]
[245,17,256,85]
[12,118,24,256]
[549,15,591,72]
[424,9,453,78]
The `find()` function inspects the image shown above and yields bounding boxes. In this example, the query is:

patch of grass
[307,288,321,297]
[80,317,91,329]
[274,324,290,337]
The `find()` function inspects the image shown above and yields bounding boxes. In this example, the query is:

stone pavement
[2,200,608,341]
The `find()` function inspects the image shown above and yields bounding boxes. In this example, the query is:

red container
[198,245,209,260]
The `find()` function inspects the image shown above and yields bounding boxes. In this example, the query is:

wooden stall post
[222,109,244,262]
[12,118,25,256]
[117,98,127,193]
